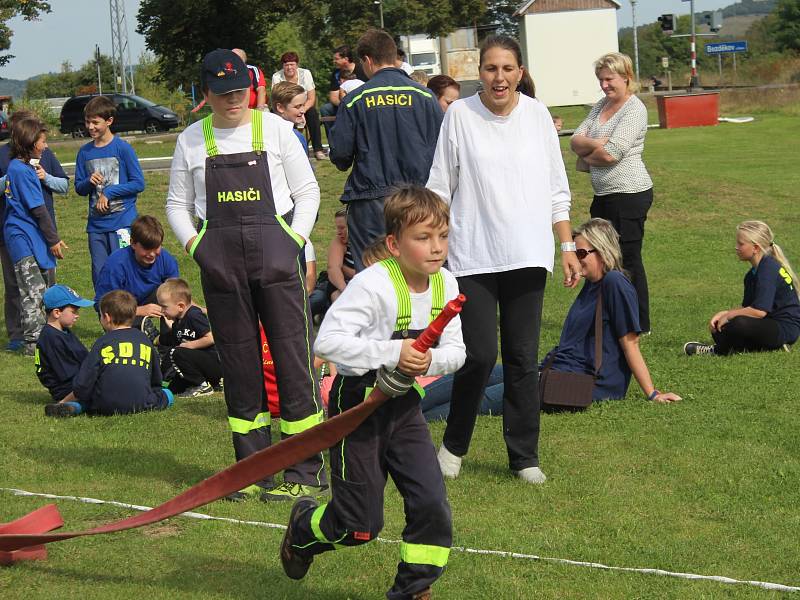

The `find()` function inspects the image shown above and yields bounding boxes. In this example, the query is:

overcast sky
[1,0,743,80]
[2,0,147,80]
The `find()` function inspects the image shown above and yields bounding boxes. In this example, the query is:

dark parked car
[59,93,180,137]
[0,112,9,140]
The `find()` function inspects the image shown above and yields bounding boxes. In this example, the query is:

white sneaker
[515,466,547,484]
[437,445,462,479]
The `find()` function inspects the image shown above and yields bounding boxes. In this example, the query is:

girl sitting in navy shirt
[684,220,800,356]
[545,219,681,403]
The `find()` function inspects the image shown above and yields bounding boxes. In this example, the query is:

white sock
[515,466,547,484]
[437,445,462,479]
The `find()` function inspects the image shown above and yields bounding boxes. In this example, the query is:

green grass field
[2,112,799,599]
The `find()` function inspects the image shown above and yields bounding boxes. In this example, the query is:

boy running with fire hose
[280,186,466,600]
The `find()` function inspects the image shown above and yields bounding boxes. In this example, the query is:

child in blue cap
[37,285,94,417]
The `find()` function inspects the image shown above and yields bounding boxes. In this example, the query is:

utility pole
[631,0,640,84]
[96,45,102,94]
[109,0,135,94]
[689,0,698,88]
[374,0,384,29]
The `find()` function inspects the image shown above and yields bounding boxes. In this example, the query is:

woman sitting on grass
[684,220,800,356]
[544,218,680,403]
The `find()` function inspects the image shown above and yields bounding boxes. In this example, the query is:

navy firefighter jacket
[329,67,444,202]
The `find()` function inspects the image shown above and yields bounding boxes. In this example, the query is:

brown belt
[0,294,465,564]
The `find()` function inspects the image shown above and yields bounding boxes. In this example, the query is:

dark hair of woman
[479,35,523,68]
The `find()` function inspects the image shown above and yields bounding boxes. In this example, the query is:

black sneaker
[261,482,329,503]
[45,403,80,417]
[177,382,214,397]
[684,341,716,356]
[213,378,224,392]
[281,496,317,580]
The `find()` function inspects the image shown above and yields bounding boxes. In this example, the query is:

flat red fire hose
[0,294,466,564]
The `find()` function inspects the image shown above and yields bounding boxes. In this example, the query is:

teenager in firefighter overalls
[166,49,326,500]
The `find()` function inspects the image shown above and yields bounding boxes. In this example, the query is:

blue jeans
[320,102,338,140]
[422,364,504,422]
[88,229,130,288]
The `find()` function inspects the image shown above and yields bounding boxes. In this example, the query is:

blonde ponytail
[771,243,800,300]
[737,221,800,300]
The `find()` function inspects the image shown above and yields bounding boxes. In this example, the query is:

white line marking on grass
[3,487,798,593]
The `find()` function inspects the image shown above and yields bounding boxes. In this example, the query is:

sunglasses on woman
[575,248,597,260]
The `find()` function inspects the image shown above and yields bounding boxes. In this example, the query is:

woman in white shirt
[272,51,325,160]
[427,35,581,485]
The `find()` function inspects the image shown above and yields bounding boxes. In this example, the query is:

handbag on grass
[539,287,603,409]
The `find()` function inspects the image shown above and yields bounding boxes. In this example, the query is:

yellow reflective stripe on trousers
[228,411,270,434]
[308,503,348,548]
[189,220,208,258]
[280,409,323,435]
[400,542,450,567]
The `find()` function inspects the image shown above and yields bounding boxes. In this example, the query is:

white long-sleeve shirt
[166,111,320,248]
[314,264,466,377]
[426,93,571,277]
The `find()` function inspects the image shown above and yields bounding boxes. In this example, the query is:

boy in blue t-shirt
[73,96,145,287]
[73,289,173,416]
[37,285,94,418]
[93,215,179,330]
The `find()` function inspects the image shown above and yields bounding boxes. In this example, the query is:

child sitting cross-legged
[280,185,466,600]
[68,289,173,416]
[157,277,222,397]
[38,285,94,417]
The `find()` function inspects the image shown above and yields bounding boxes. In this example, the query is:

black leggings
[442,267,546,471]
[591,189,653,331]
[305,106,323,152]
[712,316,784,355]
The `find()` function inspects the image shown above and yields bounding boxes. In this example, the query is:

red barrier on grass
[0,295,465,561]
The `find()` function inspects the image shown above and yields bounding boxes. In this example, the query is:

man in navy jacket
[329,29,443,271]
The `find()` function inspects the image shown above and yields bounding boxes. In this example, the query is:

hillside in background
[0,77,28,99]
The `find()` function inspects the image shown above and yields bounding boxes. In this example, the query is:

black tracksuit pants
[290,372,452,599]
[442,267,546,471]
[591,188,653,332]
[166,347,222,391]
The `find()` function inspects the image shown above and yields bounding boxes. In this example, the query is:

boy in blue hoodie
[74,96,144,287]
